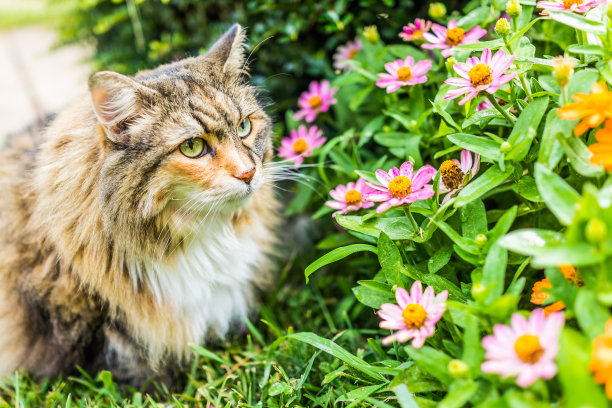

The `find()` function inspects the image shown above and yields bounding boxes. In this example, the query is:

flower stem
[403,206,422,238]
[576,29,586,65]
[486,94,517,124]
[502,36,532,102]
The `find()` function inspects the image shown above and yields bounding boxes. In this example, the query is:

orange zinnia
[590,318,612,399]
[557,82,612,136]
[589,119,612,170]
[530,265,580,316]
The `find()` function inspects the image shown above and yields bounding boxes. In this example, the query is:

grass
[0,0,71,31]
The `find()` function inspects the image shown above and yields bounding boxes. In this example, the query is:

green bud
[586,218,608,244]
[448,359,470,378]
[445,57,457,73]
[475,234,488,247]
[471,283,486,300]
[429,2,447,20]
[392,284,398,292]
[495,18,511,37]
[506,0,522,18]
[383,125,392,133]
[363,25,379,44]
[500,141,512,153]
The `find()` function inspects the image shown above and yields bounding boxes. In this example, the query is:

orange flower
[590,318,612,399]
[557,82,612,136]
[530,265,581,316]
[589,119,612,170]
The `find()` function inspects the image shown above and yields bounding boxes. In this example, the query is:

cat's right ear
[89,71,157,144]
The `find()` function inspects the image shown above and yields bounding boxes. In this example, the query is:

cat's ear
[204,23,246,74]
[88,71,157,144]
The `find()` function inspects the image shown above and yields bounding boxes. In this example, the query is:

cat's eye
[179,138,208,158]
[238,118,252,138]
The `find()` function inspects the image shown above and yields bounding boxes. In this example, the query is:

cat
[0,24,279,386]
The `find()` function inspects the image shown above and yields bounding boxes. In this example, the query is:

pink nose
[236,168,256,183]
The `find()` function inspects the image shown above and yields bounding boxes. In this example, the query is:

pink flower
[399,19,432,42]
[481,309,565,387]
[294,80,338,123]
[477,98,494,111]
[444,48,516,105]
[377,280,448,348]
[422,20,487,58]
[438,150,480,203]
[366,161,437,214]
[325,179,375,217]
[333,38,362,72]
[278,125,326,168]
[376,56,433,94]
[537,0,603,13]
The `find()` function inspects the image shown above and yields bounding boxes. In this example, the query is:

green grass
[0,0,71,31]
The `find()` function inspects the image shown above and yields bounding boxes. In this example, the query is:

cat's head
[88,24,273,226]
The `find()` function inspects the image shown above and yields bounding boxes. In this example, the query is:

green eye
[179,138,207,158]
[238,118,252,138]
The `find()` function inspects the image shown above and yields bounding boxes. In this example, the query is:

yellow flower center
[348,49,359,59]
[388,176,412,198]
[446,27,465,46]
[440,160,464,190]
[345,189,362,205]
[397,66,412,82]
[468,63,493,87]
[402,303,427,329]
[309,95,322,109]
[563,0,583,8]
[293,138,308,154]
[413,30,423,39]
[514,334,545,364]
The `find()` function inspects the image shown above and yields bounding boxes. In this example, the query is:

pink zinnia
[399,19,432,42]
[325,179,375,217]
[481,309,565,387]
[294,80,338,123]
[537,0,603,13]
[366,161,437,214]
[277,125,326,168]
[333,38,362,72]
[377,280,448,348]
[422,20,487,58]
[438,150,480,203]
[376,56,433,94]
[444,48,516,105]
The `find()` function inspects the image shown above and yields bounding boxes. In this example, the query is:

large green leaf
[454,165,514,207]
[447,133,501,161]
[481,243,508,304]
[534,163,580,225]
[305,244,378,282]
[548,10,606,34]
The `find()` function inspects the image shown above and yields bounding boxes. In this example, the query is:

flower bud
[495,18,511,37]
[500,141,512,153]
[448,359,470,378]
[552,55,576,88]
[475,234,488,247]
[586,218,608,244]
[363,25,379,44]
[392,284,398,292]
[429,2,447,20]
[471,283,486,300]
[445,57,457,73]
[506,0,522,18]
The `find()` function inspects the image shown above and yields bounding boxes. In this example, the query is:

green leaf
[353,281,395,308]
[511,176,543,202]
[454,165,514,207]
[506,96,549,161]
[431,220,479,254]
[452,39,503,52]
[557,133,605,177]
[575,289,609,340]
[393,384,420,408]
[378,232,404,285]
[534,163,580,225]
[462,108,501,129]
[305,244,378,282]
[437,380,479,408]
[405,346,454,386]
[538,110,567,169]
[498,229,564,256]
[428,245,453,274]
[547,10,606,34]
[481,243,508,304]
[446,133,501,161]
[460,199,488,239]
[567,44,607,56]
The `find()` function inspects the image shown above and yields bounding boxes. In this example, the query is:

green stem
[403,206,422,238]
[486,94,517,124]
[502,36,532,102]
[511,16,518,33]
[576,29,586,65]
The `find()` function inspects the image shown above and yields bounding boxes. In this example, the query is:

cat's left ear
[203,23,246,74]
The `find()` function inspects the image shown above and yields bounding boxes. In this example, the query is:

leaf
[437,380,479,408]
[462,108,501,129]
[460,199,488,239]
[575,289,609,340]
[498,228,565,256]
[538,110,568,169]
[534,163,580,225]
[511,176,543,202]
[567,44,607,56]
[454,165,514,207]
[378,232,404,286]
[393,384,420,408]
[405,346,454,386]
[557,133,605,177]
[428,245,453,274]
[505,96,549,161]
[446,133,501,161]
[547,10,606,34]
[353,281,395,308]
[480,243,508,304]
[305,244,378,282]
[431,220,479,254]
[452,39,504,52]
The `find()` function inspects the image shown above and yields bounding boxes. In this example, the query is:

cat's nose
[236,168,256,184]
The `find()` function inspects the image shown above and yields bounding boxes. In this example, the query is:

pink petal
[411,165,437,189]
[460,150,473,173]
[375,169,393,185]
[400,161,414,178]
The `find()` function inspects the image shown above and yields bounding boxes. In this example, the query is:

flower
[377,280,448,348]
[507,0,523,18]
[363,25,380,43]
[399,19,432,42]
[294,80,338,123]
[438,150,480,203]
[495,18,511,37]
[325,179,375,217]
[553,55,576,88]
[333,38,362,72]
[530,265,581,315]
[376,56,433,93]
[278,125,326,168]
[444,48,516,105]
[481,309,565,387]
[366,162,437,214]
[589,119,612,170]
[422,20,487,58]
[537,0,604,14]
[557,82,612,136]
[590,318,612,399]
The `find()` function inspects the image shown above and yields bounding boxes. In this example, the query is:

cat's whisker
[232,35,275,98]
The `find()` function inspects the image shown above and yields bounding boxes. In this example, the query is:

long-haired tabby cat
[0,24,279,386]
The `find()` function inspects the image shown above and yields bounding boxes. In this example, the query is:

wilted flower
[377,280,448,348]
[422,20,487,58]
[553,55,576,88]
[537,0,604,13]
[481,309,565,387]
[325,179,375,217]
[557,82,612,136]
[590,318,612,399]
[376,56,433,93]
[399,19,432,42]
[589,119,612,169]
[278,125,326,168]
[444,48,516,105]
[438,150,480,203]
[294,80,338,123]
[366,161,437,214]
[333,38,362,72]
